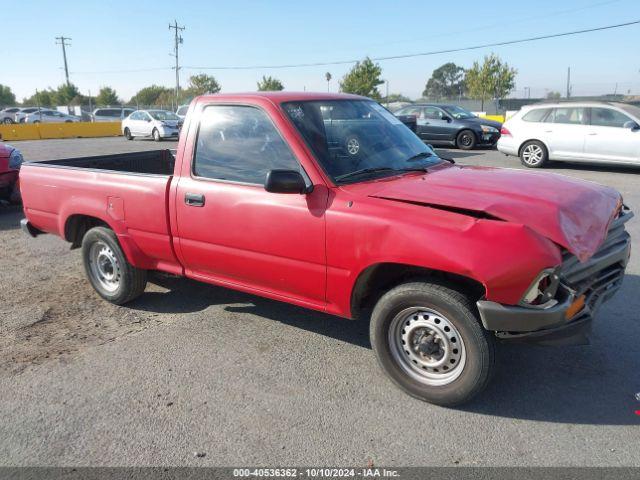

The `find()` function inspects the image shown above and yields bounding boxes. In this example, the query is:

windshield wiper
[335,167,399,181]
[335,166,428,182]
[405,151,435,162]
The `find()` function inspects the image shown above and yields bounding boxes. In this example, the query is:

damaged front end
[477,206,633,346]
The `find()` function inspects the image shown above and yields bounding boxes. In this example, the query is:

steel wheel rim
[388,307,466,386]
[460,134,473,147]
[522,144,543,165]
[88,242,121,293]
[346,138,360,155]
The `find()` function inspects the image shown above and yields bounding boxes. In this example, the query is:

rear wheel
[456,129,476,150]
[82,227,147,305]
[153,128,162,142]
[2,118,13,124]
[519,140,548,168]
[370,280,495,406]
[124,127,133,140]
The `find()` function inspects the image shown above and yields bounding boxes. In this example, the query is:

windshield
[283,100,441,184]
[149,110,180,121]
[444,105,476,119]
[619,103,640,120]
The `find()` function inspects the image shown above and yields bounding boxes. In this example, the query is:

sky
[2,0,640,102]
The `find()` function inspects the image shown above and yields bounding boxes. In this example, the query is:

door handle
[587,132,598,136]
[185,192,205,207]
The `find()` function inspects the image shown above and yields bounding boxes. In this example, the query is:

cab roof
[195,91,366,104]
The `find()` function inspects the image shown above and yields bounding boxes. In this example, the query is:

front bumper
[477,208,633,346]
[21,218,44,237]
[478,132,500,145]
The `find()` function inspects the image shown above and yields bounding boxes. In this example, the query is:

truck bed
[34,149,175,176]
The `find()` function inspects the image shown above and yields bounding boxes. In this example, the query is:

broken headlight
[520,268,562,308]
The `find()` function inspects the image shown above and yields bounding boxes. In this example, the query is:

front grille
[559,207,632,313]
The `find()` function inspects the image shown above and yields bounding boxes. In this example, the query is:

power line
[67,18,640,76]
[183,19,640,70]
[55,36,72,84]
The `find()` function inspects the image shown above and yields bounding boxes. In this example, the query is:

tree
[129,85,173,106]
[422,62,465,99]
[184,74,221,97]
[325,72,332,92]
[55,83,81,106]
[340,57,384,100]
[257,76,284,91]
[0,84,16,106]
[464,54,517,110]
[96,87,121,106]
[546,90,561,100]
[383,93,411,103]
[22,89,54,107]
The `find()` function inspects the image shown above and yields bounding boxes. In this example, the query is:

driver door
[421,107,455,142]
[174,104,327,307]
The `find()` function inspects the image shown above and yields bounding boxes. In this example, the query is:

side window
[550,107,585,125]
[194,105,300,185]
[590,108,632,128]
[423,107,445,120]
[397,106,422,117]
[522,108,551,122]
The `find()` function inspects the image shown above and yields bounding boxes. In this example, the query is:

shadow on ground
[0,206,23,231]
[132,272,640,425]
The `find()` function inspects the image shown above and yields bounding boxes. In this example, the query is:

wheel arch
[350,262,486,319]
[62,213,154,269]
[517,138,549,157]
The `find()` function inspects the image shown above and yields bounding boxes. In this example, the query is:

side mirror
[442,115,452,122]
[623,120,639,130]
[265,169,310,194]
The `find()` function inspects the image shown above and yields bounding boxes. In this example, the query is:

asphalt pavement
[0,137,638,466]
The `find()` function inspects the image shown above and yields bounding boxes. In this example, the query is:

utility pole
[169,20,185,106]
[55,36,72,85]
[566,67,571,99]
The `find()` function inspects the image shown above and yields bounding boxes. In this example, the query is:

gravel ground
[0,137,639,467]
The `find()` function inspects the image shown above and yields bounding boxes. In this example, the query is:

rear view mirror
[265,169,310,194]
[623,120,639,130]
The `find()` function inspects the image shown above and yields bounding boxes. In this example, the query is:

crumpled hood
[366,164,621,262]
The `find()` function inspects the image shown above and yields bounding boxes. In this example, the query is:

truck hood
[361,164,621,262]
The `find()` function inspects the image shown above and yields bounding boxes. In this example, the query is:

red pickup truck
[20,92,632,406]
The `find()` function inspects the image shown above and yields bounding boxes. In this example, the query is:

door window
[590,108,632,128]
[193,105,300,185]
[423,107,446,120]
[547,107,585,125]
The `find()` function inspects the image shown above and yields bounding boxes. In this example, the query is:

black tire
[456,129,476,150]
[65,120,72,123]
[33,120,40,124]
[2,118,13,124]
[81,226,147,305]
[153,128,162,142]
[124,127,133,140]
[370,280,495,407]
[519,140,548,168]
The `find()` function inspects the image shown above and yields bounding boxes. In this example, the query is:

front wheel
[2,118,13,124]
[456,129,476,150]
[370,281,495,406]
[82,227,147,305]
[124,127,133,140]
[152,128,162,142]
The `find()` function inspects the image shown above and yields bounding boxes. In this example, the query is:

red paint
[20,92,623,318]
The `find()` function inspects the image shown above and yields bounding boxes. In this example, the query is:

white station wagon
[498,101,640,167]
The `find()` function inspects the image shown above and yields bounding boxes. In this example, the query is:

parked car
[176,104,189,119]
[14,107,41,123]
[24,109,80,124]
[498,101,640,167]
[20,92,632,406]
[91,107,135,123]
[0,143,23,203]
[394,103,502,150]
[122,109,182,141]
[0,107,21,124]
